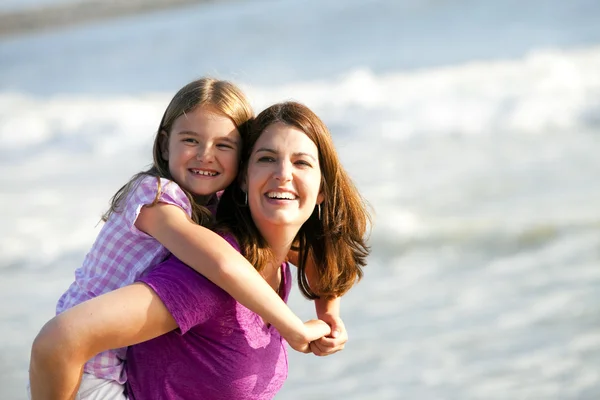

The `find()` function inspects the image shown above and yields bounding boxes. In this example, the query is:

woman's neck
[259,225,298,266]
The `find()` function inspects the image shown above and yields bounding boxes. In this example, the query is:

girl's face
[162,106,241,197]
[244,122,324,232]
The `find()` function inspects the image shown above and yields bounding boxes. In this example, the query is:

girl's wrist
[275,316,307,343]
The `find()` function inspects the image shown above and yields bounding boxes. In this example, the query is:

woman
[30,102,371,399]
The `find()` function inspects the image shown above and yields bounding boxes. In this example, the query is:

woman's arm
[135,202,316,351]
[29,282,176,400]
[311,296,347,356]
[288,248,348,356]
[30,282,331,399]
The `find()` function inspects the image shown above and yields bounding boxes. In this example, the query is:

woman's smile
[245,122,324,230]
[265,189,298,202]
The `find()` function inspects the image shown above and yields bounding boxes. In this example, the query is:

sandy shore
[0,0,230,38]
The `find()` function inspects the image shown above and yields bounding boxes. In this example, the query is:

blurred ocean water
[0,0,76,12]
[1,0,600,399]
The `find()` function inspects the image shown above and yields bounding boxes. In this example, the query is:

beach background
[1,0,600,398]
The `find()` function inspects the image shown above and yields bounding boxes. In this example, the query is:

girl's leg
[27,373,126,400]
[76,373,127,400]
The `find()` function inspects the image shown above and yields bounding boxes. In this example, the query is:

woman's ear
[317,192,325,205]
[238,165,249,192]
[159,131,169,161]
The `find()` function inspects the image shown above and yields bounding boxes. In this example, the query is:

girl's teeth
[192,170,217,176]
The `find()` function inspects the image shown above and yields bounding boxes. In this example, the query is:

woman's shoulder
[142,254,225,301]
[145,232,240,284]
[217,231,241,253]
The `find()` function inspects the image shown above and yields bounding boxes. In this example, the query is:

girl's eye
[257,156,275,163]
[183,138,198,144]
[217,143,234,150]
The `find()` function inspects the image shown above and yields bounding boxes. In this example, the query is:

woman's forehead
[255,122,317,154]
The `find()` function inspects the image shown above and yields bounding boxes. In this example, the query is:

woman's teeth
[266,192,296,200]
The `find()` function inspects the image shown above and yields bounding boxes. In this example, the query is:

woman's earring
[317,204,321,220]
[244,192,248,206]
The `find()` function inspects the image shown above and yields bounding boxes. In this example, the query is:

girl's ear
[159,130,169,161]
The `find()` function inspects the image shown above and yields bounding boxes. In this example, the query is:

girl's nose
[196,144,214,162]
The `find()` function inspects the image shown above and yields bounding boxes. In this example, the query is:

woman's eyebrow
[255,147,317,161]
[294,152,317,161]
[255,147,276,155]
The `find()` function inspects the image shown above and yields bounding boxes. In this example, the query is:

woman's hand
[285,319,331,353]
[309,313,348,356]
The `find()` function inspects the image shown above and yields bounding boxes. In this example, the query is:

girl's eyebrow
[218,136,240,144]
[176,131,240,144]
[255,147,317,161]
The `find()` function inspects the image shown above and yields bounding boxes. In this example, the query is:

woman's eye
[258,156,275,162]
[217,143,234,150]
[295,160,312,167]
[183,138,198,144]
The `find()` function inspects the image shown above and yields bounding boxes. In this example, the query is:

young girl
[47,79,343,399]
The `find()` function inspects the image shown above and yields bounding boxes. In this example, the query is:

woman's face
[244,122,324,232]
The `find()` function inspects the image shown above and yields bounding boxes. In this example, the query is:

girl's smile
[190,168,219,177]
[163,105,241,196]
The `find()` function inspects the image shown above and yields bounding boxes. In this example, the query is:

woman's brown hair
[217,101,371,298]
[102,77,253,226]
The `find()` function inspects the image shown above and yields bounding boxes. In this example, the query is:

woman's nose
[274,161,292,182]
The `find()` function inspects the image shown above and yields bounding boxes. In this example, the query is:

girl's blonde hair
[102,77,254,226]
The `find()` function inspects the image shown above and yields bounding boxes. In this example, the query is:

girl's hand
[309,313,348,356]
[286,319,331,353]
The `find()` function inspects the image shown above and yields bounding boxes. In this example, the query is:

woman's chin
[256,213,306,229]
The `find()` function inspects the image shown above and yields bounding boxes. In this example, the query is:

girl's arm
[288,249,349,356]
[29,280,331,399]
[29,282,176,400]
[135,203,312,351]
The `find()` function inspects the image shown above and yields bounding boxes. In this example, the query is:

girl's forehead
[171,107,240,139]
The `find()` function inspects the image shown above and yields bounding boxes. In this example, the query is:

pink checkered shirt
[56,176,192,384]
